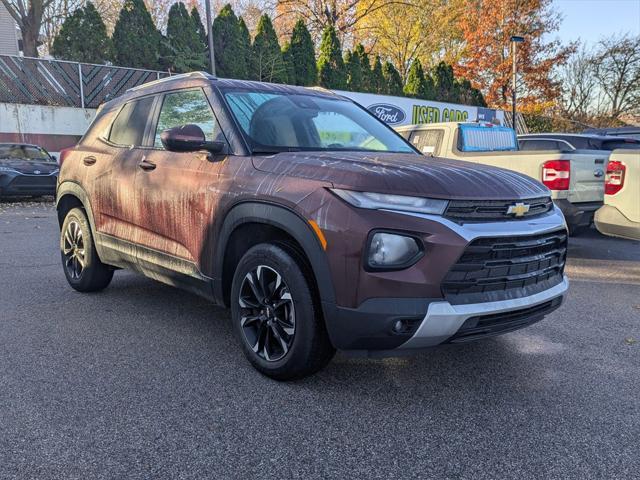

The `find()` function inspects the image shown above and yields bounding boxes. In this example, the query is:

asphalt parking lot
[1,200,638,479]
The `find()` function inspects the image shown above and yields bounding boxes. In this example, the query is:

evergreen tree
[251,14,287,83]
[52,2,112,64]
[353,44,371,92]
[382,61,403,96]
[282,42,296,84]
[370,56,385,94]
[317,25,346,89]
[161,2,207,72]
[456,78,487,107]
[237,17,252,79]
[112,0,162,69]
[287,19,317,86]
[404,59,431,99]
[344,50,362,91]
[432,62,458,103]
[191,6,207,46]
[212,4,247,78]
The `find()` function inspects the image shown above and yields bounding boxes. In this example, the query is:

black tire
[60,207,113,292]
[230,243,335,380]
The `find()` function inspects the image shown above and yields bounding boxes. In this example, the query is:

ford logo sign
[367,103,406,125]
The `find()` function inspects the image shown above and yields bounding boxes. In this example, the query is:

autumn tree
[112,0,162,69]
[455,0,573,109]
[382,60,403,96]
[51,2,112,63]
[317,25,346,89]
[251,14,287,83]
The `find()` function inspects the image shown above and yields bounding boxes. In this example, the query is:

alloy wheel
[62,220,85,280]
[238,265,296,362]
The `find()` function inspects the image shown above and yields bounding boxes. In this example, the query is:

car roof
[519,133,636,141]
[0,143,43,149]
[101,71,342,111]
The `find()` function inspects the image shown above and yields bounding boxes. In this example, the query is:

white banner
[334,90,504,127]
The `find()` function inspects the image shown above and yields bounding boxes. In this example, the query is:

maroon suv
[56,72,569,379]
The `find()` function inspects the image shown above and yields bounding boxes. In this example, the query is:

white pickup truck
[396,122,607,234]
[595,149,640,241]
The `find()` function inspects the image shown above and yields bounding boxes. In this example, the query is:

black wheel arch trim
[55,181,105,259]
[213,201,336,308]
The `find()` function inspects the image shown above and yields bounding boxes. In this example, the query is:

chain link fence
[0,55,169,109]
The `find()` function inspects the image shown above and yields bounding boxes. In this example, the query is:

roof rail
[126,71,215,92]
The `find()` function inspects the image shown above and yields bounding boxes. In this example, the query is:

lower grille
[448,296,563,343]
[445,197,553,222]
[9,175,56,190]
[442,230,567,304]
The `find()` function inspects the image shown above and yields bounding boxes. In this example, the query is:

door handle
[138,159,156,171]
[83,156,97,166]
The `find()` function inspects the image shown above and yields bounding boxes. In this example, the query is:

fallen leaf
[624,337,637,345]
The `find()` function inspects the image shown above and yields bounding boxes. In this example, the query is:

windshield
[221,89,415,154]
[0,144,54,162]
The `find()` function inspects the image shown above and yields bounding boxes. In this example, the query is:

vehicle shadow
[567,226,640,262]
[103,271,555,401]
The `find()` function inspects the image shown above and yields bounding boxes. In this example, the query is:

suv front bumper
[399,276,568,349]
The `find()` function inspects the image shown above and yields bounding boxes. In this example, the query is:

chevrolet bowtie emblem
[507,202,530,217]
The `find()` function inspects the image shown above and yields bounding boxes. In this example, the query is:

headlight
[331,188,448,215]
[367,232,422,269]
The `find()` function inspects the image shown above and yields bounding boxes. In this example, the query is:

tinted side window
[410,129,443,155]
[601,140,640,150]
[154,89,222,148]
[108,96,154,147]
[519,139,562,151]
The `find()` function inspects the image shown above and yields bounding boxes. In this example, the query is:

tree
[212,4,247,79]
[404,59,432,99]
[354,0,465,80]
[160,2,207,72]
[251,14,287,83]
[592,34,640,120]
[317,25,346,89]
[454,0,574,109]
[370,55,384,93]
[456,79,487,107]
[274,0,408,45]
[559,46,598,121]
[51,2,112,63]
[282,42,296,84]
[112,0,161,69]
[432,62,458,103]
[191,5,207,47]
[382,60,403,96]
[353,44,371,92]
[286,19,317,86]
[237,16,253,78]
[344,50,362,91]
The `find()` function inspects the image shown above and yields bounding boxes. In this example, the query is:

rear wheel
[60,207,113,292]
[231,243,335,380]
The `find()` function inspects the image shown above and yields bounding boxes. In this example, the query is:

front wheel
[230,244,335,380]
[60,207,113,292]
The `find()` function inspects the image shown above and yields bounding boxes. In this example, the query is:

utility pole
[510,35,524,131]
[205,1,216,76]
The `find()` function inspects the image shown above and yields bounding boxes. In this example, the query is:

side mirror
[160,124,225,154]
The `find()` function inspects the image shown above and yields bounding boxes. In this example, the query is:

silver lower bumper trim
[399,277,569,349]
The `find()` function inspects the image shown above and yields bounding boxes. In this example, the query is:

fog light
[368,232,421,269]
[393,319,406,333]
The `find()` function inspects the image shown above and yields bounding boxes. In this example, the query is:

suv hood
[253,151,549,200]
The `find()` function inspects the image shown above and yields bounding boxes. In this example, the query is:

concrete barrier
[0,103,96,155]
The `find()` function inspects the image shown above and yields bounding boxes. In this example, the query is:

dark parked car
[56,72,569,379]
[518,133,640,151]
[0,143,58,198]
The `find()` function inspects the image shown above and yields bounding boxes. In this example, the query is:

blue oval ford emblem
[367,103,406,125]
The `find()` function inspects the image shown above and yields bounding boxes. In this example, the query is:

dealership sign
[335,90,504,127]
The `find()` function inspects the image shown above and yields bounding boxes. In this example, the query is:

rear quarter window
[458,124,518,152]
[108,96,155,147]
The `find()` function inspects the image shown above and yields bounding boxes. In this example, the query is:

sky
[553,0,640,46]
